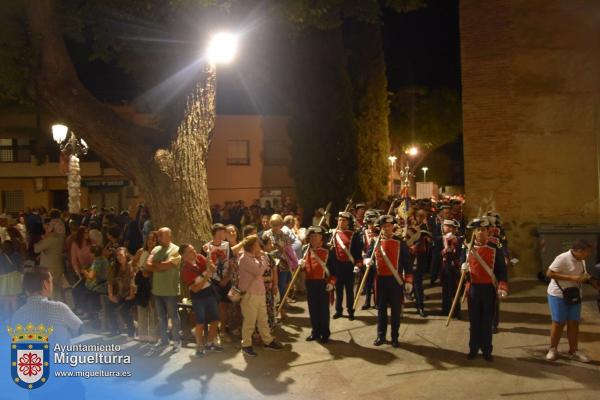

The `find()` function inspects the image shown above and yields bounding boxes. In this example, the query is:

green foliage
[0,1,33,104]
[344,19,390,202]
[287,27,358,215]
[389,86,461,153]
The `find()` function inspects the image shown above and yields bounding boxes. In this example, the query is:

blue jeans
[154,295,181,345]
[278,270,292,298]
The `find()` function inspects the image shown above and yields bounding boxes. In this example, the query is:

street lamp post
[52,124,88,214]
[400,146,419,195]
[388,155,397,195]
[421,166,428,182]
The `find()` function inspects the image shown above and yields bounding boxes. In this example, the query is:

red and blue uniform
[330,229,362,317]
[461,241,508,357]
[373,235,412,343]
[304,246,336,340]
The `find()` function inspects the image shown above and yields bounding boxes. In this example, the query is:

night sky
[70,0,461,115]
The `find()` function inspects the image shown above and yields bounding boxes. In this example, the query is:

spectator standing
[15,215,27,245]
[70,227,93,314]
[34,217,66,302]
[132,231,159,342]
[0,239,24,323]
[180,244,223,357]
[81,246,109,329]
[545,240,599,363]
[107,247,136,337]
[238,235,284,357]
[145,227,182,355]
[203,224,234,342]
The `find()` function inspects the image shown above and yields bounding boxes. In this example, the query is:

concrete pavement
[74,278,600,400]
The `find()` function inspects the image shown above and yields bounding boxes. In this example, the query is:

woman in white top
[545,240,599,362]
[132,230,158,342]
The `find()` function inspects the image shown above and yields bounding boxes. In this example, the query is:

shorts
[548,294,581,323]
[191,295,220,324]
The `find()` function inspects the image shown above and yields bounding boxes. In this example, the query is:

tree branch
[23,0,163,180]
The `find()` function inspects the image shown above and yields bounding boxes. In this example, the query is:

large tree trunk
[344,19,391,202]
[288,27,358,216]
[24,0,212,246]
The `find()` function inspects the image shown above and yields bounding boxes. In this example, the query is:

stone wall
[460,0,600,276]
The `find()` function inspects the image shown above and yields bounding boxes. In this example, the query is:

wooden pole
[352,199,397,310]
[445,231,475,327]
[277,201,331,315]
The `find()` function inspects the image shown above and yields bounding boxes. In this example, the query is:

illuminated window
[0,138,31,162]
[227,140,250,165]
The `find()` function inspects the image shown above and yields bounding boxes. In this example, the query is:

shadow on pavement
[229,349,300,396]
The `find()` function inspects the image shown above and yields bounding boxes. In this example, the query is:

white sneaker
[545,347,558,361]
[569,351,590,363]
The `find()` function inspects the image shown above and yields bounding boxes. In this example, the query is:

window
[2,190,24,215]
[227,140,250,165]
[0,138,31,162]
[263,140,289,166]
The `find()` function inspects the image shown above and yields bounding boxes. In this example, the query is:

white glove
[363,257,371,266]
[299,259,306,269]
[445,232,455,239]
[353,266,361,274]
[404,283,413,293]
[498,290,508,299]
[461,263,469,273]
[326,283,334,292]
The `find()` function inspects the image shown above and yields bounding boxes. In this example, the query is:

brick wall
[460,0,600,276]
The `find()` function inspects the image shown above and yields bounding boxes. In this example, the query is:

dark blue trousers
[441,263,461,316]
[413,253,427,309]
[376,276,402,341]
[306,279,330,338]
[335,264,355,313]
[468,283,496,355]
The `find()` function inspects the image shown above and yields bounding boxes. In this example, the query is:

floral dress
[262,254,277,330]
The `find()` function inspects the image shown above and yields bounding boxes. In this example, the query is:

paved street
[71,278,600,400]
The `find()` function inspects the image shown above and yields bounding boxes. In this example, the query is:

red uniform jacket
[374,236,413,283]
[305,247,336,285]
[333,229,361,264]
[466,242,508,291]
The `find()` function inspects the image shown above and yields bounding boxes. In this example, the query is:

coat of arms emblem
[7,323,53,390]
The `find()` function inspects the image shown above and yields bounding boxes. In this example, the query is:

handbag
[554,259,588,306]
[227,286,243,303]
[555,280,582,306]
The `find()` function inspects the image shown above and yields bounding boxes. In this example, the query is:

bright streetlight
[421,166,429,182]
[206,32,239,65]
[388,155,397,164]
[51,123,88,214]
[406,146,418,157]
[52,124,68,143]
